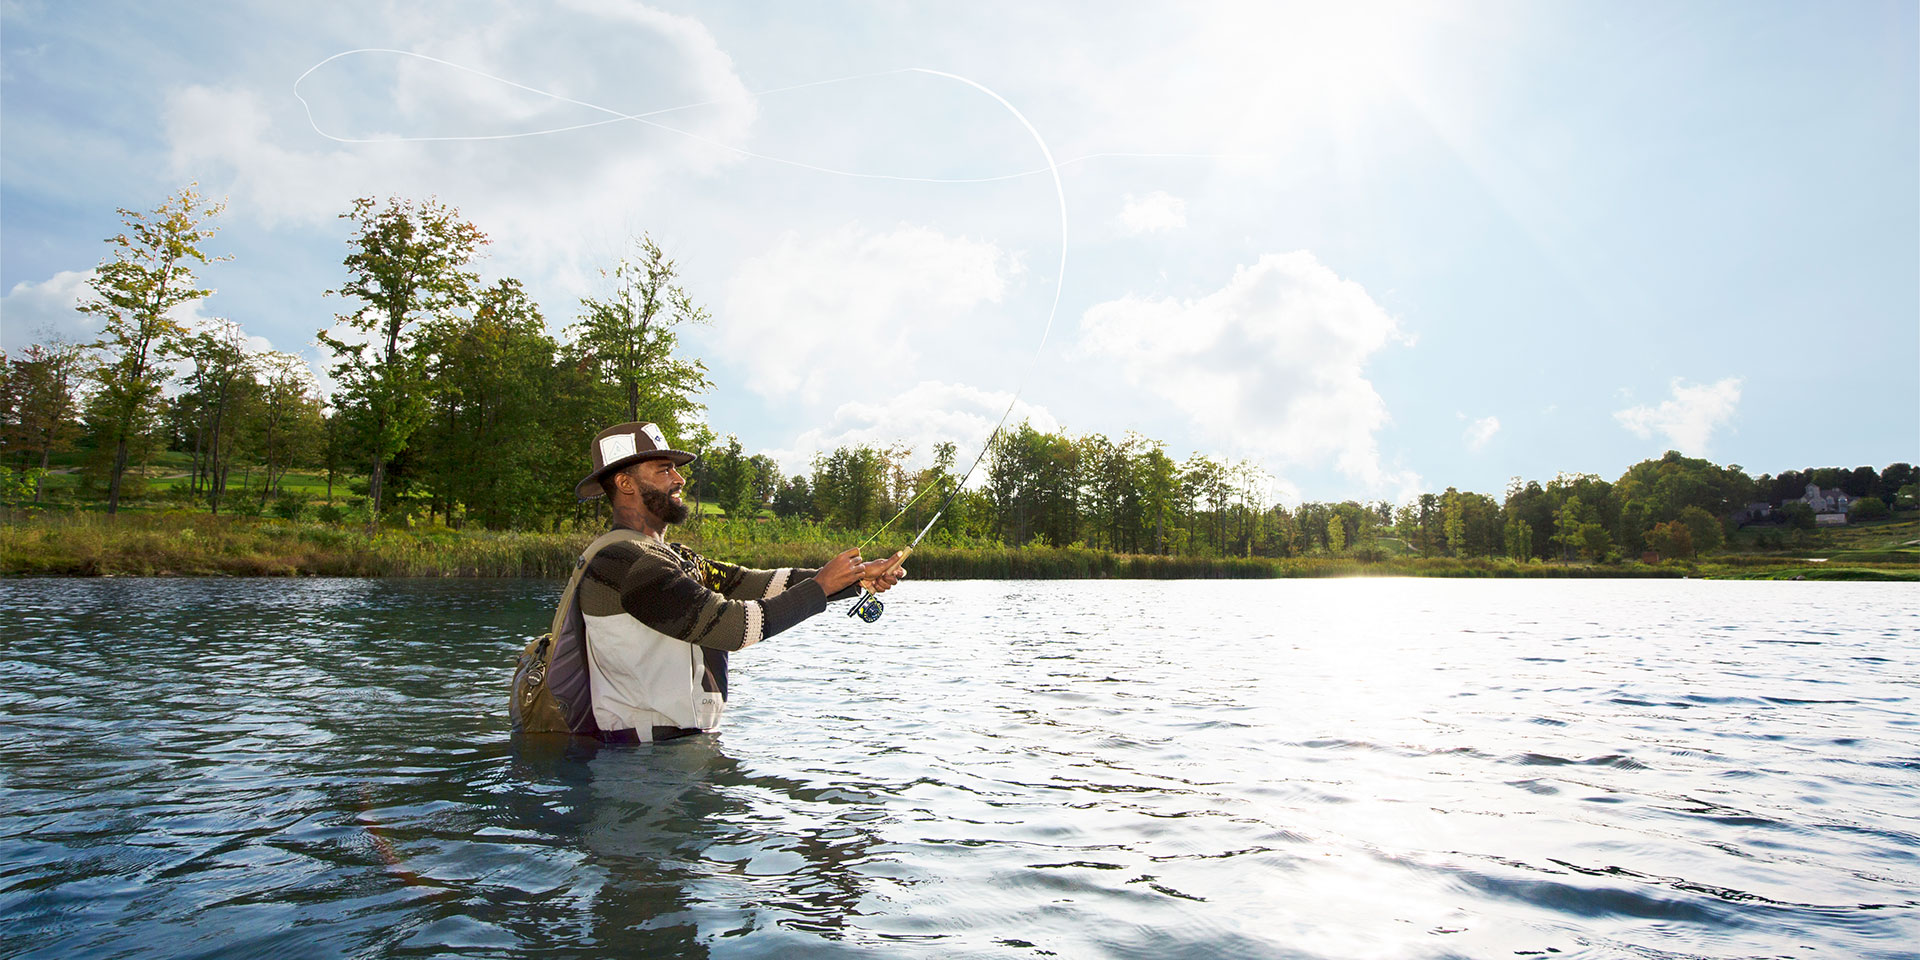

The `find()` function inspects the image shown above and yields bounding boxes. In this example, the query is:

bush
[1849,496,1890,521]
[315,503,346,524]
[271,492,310,521]
[1779,501,1816,530]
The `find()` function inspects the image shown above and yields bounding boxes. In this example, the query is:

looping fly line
[297,50,1077,564]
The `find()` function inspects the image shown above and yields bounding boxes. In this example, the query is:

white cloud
[163,2,755,269]
[0,269,95,350]
[722,223,1016,404]
[1614,377,1742,454]
[1077,250,1407,487]
[764,380,1058,479]
[0,270,326,387]
[1116,190,1187,235]
[1464,415,1500,451]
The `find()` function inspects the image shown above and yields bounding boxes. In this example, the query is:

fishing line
[294,50,1261,181]
[295,49,1228,618]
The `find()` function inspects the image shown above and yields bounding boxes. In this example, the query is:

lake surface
[2,577,1916,959]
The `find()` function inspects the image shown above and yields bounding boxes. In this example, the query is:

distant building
[1801,483,1852,522]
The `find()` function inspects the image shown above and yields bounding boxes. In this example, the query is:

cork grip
[860,547,911,592]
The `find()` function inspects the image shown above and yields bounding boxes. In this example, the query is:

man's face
[624,458,689,525]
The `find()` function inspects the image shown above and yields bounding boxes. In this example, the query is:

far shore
[3,513,1912,582]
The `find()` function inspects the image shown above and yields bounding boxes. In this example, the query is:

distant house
[1800,483,1852,523]
[1733,502,1774,524]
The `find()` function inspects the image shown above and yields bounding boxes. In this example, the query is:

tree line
[1,187,713,527]
[3,186,1914,561]
[762,428,1916,561]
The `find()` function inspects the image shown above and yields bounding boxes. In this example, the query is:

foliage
[318,196,486,521]
[79,185,227,513]
[1848,496,1890,521]
[1,338,90,501]
[564,235,711,436]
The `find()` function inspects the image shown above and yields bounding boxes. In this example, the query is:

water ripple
[2,577,1917,958]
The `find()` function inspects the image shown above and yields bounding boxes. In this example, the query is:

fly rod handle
[860,546,912,592]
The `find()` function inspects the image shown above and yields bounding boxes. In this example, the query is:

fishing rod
[296,55,1073,621]
[846,421,1011,623]
[840,68,1066,624]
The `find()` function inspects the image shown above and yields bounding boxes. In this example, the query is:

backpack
[510,528,646,735]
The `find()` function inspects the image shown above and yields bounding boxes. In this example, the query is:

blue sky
[2,0,1914,502]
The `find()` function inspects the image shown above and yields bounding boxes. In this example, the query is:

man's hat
[576,422,697,500]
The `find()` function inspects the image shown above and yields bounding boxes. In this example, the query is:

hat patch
[599,433,637,464]
[642,424,668,450]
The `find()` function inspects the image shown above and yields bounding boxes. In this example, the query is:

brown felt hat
[575,422,696,500]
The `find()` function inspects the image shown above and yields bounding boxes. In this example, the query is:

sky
[2,0,1915,504]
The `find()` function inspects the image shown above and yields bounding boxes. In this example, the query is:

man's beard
[643,486,690,525]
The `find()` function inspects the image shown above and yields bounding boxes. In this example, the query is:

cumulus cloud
[1116,191,1187,235]
[1614,377,1742,453]
[1077,250,1407,487]
[164,1,755,271]
[722,223,1016,404]
[0,270,96,350]
[764,380,1058,479]
[1464,415,1499,451]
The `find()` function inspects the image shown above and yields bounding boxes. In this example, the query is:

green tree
[771,473,814,520]
[1849,496,1890,521]
[1646,520,1693,559]
[709,435,760,519]
[79,186,227,513]
[2,338,90,501]
[171,319,253,511]
[319,196,486,523]
[1504,516,1533,561]
[413,278,569,528]
[249,352,323,509]
[565,235,712,436]
[1677,505,1724,555]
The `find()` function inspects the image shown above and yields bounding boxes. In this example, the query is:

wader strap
[549,527,650,639]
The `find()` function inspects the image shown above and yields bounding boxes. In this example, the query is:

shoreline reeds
[7,511,1912,581]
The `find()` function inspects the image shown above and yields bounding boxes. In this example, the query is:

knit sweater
[576,531,849,698]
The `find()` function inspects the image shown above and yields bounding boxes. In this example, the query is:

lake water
[2,577,1916,959]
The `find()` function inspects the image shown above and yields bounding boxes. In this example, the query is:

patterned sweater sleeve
[704,559,862,602]
[615,542,829,651]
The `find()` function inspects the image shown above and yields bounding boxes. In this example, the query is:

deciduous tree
[80,186,227,513]
[319,196,486,523]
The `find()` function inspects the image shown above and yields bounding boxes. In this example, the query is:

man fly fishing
[511,421,906,743]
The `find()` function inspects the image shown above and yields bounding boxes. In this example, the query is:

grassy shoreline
[4,513,1913,581]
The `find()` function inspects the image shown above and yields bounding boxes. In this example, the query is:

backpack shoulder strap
[549,526,650,637]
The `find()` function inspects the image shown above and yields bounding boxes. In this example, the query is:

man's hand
[862,549,909,593]
[814,547,867,596]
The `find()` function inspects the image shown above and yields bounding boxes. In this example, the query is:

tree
[79,186,227,513]
[1646,520,1693,559]
[1677,505,1724,555]
[708,435,760,519]
[566,235,712,435]
[1504,516,1533,562]
[1779,501,1815,531]
[251,352,322,508]
[3,338,90,501]
[772,473,814,520]
[318,196,486,523]
[172,319,254,513]
[412,278,567,528]
[1849,496,1890,522]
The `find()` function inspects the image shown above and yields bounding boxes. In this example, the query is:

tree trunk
[106,433,130,515]
[35,444,50,504]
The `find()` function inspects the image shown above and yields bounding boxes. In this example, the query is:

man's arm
[619,546,873,651]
